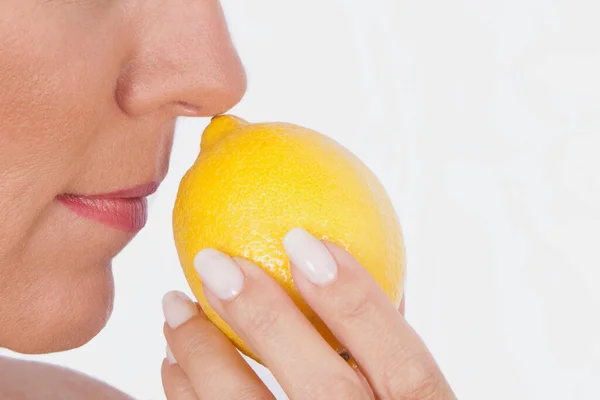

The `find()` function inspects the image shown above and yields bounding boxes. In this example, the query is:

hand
[161,228,456,399]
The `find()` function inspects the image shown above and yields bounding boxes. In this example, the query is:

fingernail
[283,228,338,285]
[166,345,177,365]
[194,249,245,300]
[162,291,198,329]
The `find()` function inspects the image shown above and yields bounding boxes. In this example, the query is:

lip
[83,181,160,200]
[57,182,159,233]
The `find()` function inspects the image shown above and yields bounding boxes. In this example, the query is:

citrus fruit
[173,115,405,362]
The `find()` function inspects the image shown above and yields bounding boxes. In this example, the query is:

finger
[193,249,370,400]
[284,228,456,400]
[161,358,199,400]
[162,291,274,400]
[353,367,376,400]
[399,292,406,316]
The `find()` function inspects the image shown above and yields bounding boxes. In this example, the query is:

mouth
[56,181,160,233]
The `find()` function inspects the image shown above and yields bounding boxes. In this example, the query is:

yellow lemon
[173,115,405,362]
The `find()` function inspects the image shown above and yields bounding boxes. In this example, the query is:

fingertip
[232,256,281,283]
[231,256,255,268]
[284,229,338,286]
[166,344,177,365]
[160,357,170,371]
[162,290,193,307]
[399,294,406,316]
[322,241,363,272]
[194,249,246,301]
[162,290,199,329]
[161,358,197,400]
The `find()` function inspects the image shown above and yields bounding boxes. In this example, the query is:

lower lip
[57,195,148,233]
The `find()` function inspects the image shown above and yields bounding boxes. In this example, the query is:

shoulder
[0,356,135,400]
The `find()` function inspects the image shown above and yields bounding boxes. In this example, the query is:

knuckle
[177,328,210,360]
[401,368,443,400]
[334,287,377,324]
[383,353,444,400]
[239,304,281,337]
[168,382,195,400]
[162,372,195,400]
[229,386,274,400]
[307,376,368,400]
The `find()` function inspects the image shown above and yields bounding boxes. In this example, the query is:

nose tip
[190,65,248,117]
[167,66,247,118]
[116,1,247,118]
[117,49,247,118]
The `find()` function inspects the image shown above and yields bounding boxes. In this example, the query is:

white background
[3,0,600,399]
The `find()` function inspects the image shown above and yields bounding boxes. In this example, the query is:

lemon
[173,115,405,362]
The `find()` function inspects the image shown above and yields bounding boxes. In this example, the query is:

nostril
[175,101,203,116]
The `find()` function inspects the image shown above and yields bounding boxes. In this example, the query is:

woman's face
[0,1,246,353]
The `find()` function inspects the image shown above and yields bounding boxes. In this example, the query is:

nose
[117,0,247,117]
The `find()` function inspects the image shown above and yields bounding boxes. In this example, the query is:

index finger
[284,228,456,399]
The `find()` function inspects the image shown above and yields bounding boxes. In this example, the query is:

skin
[0,357,135,400]
[0,0,245,353]
[162,240,456,400]
[0,1,455,398]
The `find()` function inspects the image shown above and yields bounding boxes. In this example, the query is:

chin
[5,261,115,355]
[1,204,134,354]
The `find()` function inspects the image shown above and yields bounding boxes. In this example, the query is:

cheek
[0,11,125,194]
[0,6,129,256]
[0,5,130,352]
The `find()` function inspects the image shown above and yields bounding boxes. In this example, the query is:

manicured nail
[166,345,177,365]
[162,291,198,329]
[194,249,245,300]
[283,228,338,285]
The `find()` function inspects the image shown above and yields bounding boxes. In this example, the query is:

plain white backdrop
[2,0,599,399]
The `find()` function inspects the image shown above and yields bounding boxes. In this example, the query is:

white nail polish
[194,249,245,300]
[283,228,338,285]
[166,345,177,365]
[162,291,198,329]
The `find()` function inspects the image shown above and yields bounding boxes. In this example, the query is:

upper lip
[68,181,160,200]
